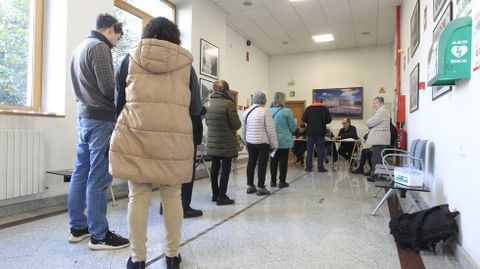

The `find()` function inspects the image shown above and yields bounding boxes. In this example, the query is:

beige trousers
[128,181,183,262]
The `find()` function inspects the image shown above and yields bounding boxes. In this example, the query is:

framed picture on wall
[199,78,214,104]
[409,63,420,113]
[200,39,219,79]
[433,2,452,42]
[433,0,448,21]
[312,87,363,119]
[410,0,420,58]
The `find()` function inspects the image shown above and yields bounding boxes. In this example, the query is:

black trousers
[210,157,232,198]
[181,146,197,209]
[292,141,306,162]
[246,143,269,188]
[357,148,372,170]
[270,148,289,183]
[338,143,354,160]
[371,145,388,175]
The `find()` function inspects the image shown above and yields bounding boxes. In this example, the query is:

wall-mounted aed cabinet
[428,17,472,86]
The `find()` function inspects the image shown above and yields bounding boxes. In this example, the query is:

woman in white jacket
[241,91,278,195]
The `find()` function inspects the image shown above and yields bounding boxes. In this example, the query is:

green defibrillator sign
[428,17,472,86]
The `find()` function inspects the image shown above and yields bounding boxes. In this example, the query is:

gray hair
[271,91,286,107]
[374,96,384,104]
[252,91,267,105]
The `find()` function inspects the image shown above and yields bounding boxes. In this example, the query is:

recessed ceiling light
[361,31,370,35]
[242,1,252,6]
[312,34,334,43]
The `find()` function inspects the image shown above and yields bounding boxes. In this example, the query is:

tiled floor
[0,164,463,268]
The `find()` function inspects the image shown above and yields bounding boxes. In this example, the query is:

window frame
[0,0,44,112]
[114,0,176,26]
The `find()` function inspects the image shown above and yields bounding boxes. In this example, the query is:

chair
[373,139,421,177]
[370,140,430,216]
[195,138,211,178]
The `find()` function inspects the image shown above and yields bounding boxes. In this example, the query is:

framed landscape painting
[410,0,420,58]
[200,39,219,79]
[200,78,214,104]
[410,63,420,113]
[312,87,363,118]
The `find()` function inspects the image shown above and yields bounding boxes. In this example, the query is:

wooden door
[285,100,306,128]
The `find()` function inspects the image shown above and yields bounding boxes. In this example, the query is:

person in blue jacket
[269,92,297,188]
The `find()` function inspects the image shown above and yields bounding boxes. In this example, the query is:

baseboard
[456,244,480,269]
[0,182,129,218]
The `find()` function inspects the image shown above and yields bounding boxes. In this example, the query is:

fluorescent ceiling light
[290,0,306,2]
[312,34,334,43]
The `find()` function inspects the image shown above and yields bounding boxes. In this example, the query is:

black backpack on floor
[389,204,459,252]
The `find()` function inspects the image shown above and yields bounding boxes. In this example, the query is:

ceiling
[207,0,403,56]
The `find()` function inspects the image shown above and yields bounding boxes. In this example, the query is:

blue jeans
[306,135,326,170]
[68,118,115,240]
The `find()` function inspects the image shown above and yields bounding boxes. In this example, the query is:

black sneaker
[256,187,271,196]
[184,208,203,218]
[211,195,218,202]
[216,196,235,206]
[166,254,182,269]
[270,181,277,188]
[246,185,257,194]
[68,227,90,243]
[127,257,145,269]
[304,168,312,172]
[278,182,289,188]
[88,230,129,250]
[317,167,328,172]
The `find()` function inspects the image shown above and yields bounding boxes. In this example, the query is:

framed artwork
[312,87,363,119]
[433,0,448,21]
[432,85,452,100]
[433,2,452,42]
[409,63,420,113]
[200,39,219,79]
[410,0,420,58]
[199,78,214,104]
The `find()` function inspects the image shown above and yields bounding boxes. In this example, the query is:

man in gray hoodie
[68,13,128,250]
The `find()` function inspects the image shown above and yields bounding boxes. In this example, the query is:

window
[113,0,175,67]
[0,0,43,111]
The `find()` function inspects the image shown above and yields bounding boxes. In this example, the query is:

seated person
[292,123,307,165]
[335,117,358,160]
[324,128,338,163]
[352,133,372,174]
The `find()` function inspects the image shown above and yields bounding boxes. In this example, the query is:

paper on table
[270,149,277,158]
[342,138,355,141]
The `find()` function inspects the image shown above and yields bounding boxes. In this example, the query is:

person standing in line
[241,91,278,196]
[364,97,390,181]
[68,13,129,250]
[110,17,202,269]
[302,98,332,172]
[205,80,241,205]
[335,117,359,161]
[269,92,296,188]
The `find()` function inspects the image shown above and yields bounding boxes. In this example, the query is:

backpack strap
[272,107,284,119]
[410,205,441,249]
[245,105,260,123]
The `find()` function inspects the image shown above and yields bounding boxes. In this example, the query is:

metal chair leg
[373,187,383,198]
[370,188,394,216]
[110,185,116,207]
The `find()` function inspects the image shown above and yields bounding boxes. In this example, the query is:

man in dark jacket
[302,99,332,172]
[336,118,359,160]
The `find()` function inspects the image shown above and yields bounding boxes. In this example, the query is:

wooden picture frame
[409,63,420,113]
[200,39,219,79]
[312,87,363,119]
[410,0,420,58]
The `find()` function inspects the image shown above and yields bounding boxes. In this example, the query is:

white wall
[400,0,479,267]
[268,45,395,136]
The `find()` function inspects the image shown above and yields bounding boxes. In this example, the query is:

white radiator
[0,130,45,200]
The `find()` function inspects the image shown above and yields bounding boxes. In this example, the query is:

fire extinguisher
[397,124,407,150]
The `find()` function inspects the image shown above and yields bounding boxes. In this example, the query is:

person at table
[302,98,332,172]
[335,117,359,161]
[324,128,338,164]
[365,97,390,181]
[292,123,307,165]
[351,133,372,174]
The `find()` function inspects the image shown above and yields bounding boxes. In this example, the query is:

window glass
[125,0,174,21]
[112,7,143,68]
[0,0,35,107]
